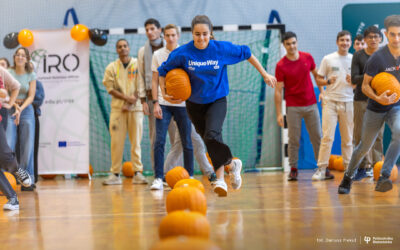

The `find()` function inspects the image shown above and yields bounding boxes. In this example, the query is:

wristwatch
[327,79,331,85]
[152,100,158,104]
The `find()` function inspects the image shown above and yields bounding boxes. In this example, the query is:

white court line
[1,203,399,221]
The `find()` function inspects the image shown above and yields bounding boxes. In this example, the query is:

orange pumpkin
[165,69,191,101]
[122,162,134,177]
[0,172,17,195]
[166,186,207,215]
[373,161,398,181]
[329,155,341,170]
[174,179,205,193]
[165,166,190,188]
[151,236,220,250]
[158,211,210,239]
[41,174,57,179]
[333,157,345,171]
[78,164,94,178]
[371,72,400,105]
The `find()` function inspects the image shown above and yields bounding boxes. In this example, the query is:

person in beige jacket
[102,39,148,185]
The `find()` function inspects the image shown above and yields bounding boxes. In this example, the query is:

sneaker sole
[375,182,393,192]
[3,205,19,211]
[102,182,122,185]
[214,186,227,197]
[338,187,350,194]
[132,180,148,184]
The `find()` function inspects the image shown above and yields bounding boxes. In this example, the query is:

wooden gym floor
[0,170,399,250]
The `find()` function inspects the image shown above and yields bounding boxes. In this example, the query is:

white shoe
[213,179,228,197]
[150,178,164,190]
[102,174,122,185]
[132,172,148,184]
[312,168,326,181]
[3,196,19,211]
[366,168,374,177]
[229,159,242,189]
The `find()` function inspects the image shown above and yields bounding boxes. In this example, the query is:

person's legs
[128,111,148,184]
[104,110,126,185]
[286,106,303,181]
[147,100,156,171]
[339,109,385,194]
[164,121,183,173]
[314,100,338,180]
[286,106,302,168]
[153,105,172,180]
[0,123,31,210]
[376,106,400,192]
[17,105,35,183]
[353,101,373,180]
[33,112,40,183]
[191,123,215,178]
[0,171,18,210]
[303,104,322,162]
[186,98,231,196]
[203,98,232,169]
[172,106,193,176]
[337,102,354,167]
[0,107,7,130]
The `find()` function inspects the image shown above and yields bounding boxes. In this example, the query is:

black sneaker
[375,176,392,192]
[288,167,298,181]
[325,168,335,180]
[338,175,352,194]
[3,196,19,211]
[208,172,217,184]
[353,168,368,181]
[21,185,35,191]
[14,168,32,187]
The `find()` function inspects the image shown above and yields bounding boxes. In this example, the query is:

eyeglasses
[366,35,380,40]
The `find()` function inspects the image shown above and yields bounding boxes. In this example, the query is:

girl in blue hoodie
[158,15,276,196]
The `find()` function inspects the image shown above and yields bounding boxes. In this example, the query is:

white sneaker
[3,196,19,211]
[213,179,228,197]
[102,174,122,185]
[229,159,242,189]
[150,178,163,190]
[132,172,148,184]
[312,168,326,181]
[366,168,374,177]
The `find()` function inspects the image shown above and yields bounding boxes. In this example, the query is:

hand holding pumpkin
[376,90,397,105]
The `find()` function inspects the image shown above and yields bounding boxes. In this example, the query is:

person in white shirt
[149,24,194,190]
[313,30,354,181]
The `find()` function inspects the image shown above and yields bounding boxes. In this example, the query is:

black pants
[0,124,18,199]
[0,108,7,130]
[33,112,40,183]
[186,97,232,170]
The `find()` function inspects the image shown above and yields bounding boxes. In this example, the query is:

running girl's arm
[247,55,276,87]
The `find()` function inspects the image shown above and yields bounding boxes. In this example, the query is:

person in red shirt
[275,31,333,181]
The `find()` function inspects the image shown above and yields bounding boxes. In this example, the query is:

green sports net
[89,27,283,175]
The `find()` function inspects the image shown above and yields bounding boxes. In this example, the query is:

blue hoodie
[158,40,251,104]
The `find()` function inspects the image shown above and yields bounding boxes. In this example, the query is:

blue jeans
[154,105,193,179]
[346,106,400,178]
[6,105,35,181]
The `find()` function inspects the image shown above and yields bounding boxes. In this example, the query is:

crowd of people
[1,14,399,211]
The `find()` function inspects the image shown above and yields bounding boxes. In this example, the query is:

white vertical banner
[30,29,89,174]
